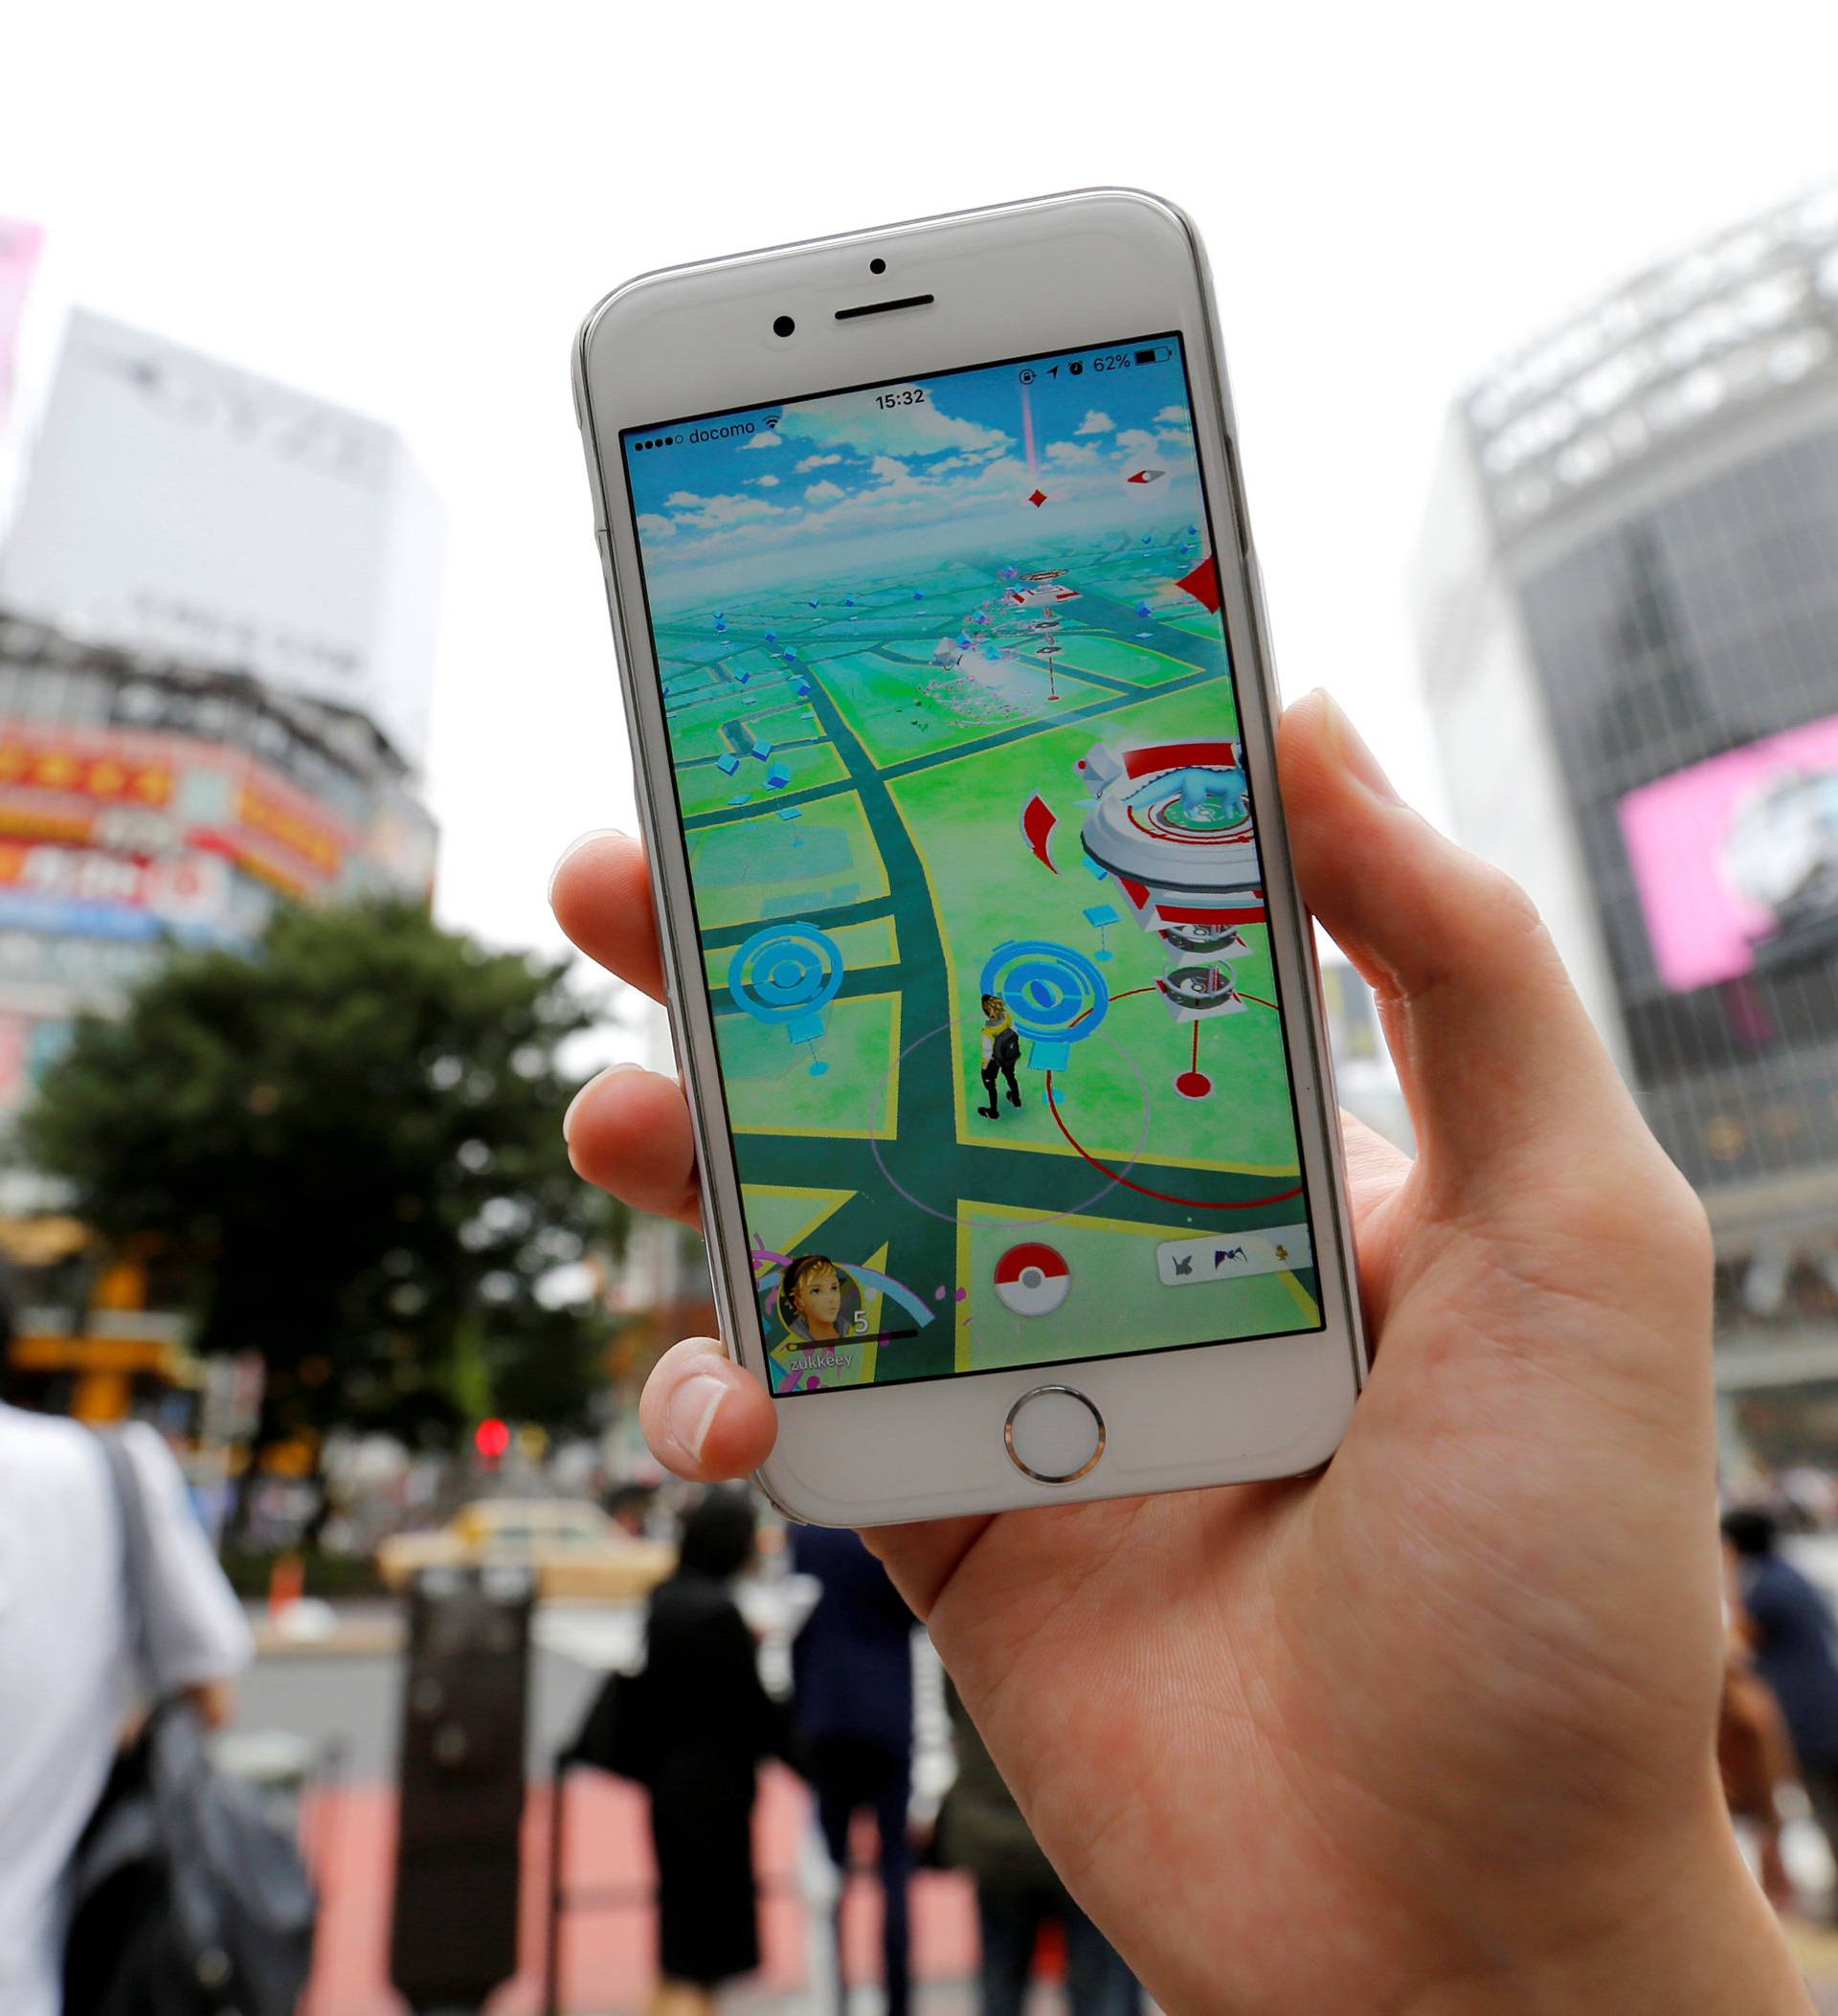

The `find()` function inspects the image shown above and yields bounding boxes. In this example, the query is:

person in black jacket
[791,1525,917,2016]
[637,1489,785,2016]
[1725,1505,1838,1913]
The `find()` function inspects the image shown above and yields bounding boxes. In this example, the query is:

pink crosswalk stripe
[302,1767,979,2013]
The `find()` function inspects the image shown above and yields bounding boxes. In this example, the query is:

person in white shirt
[0,1403,252,2016]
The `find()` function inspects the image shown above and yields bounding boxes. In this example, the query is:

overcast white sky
[5,1,1837,1042]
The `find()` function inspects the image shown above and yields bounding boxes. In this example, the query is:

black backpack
[63,1435,317,2016]
[566,1648,659,1788]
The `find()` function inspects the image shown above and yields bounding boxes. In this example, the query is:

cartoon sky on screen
[628,340,1319,1391]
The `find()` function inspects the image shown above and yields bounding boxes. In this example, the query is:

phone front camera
[773,315,796,339]
[869,257,887,275]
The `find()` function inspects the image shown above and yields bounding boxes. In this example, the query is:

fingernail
[668,1371,728,1463]
[548,828,627,908]
[1322,693,1401,804]
[562,1061,639,1144]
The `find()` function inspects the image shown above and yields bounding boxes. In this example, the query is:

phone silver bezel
[574,188,1367,1525]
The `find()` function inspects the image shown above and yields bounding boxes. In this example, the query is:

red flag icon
[1176,553,1221,614]
[1020,794,1059,873]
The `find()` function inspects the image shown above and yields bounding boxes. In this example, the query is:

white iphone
[573,189,1366,1525]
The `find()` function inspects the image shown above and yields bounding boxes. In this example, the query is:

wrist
[1410,1813,1811,2016]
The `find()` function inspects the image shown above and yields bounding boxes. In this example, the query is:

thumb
[1278,690,1647,1201]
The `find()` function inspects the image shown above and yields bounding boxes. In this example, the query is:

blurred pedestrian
[605,1479,657,1538]
[0,1401,250,2016]
[1724,1505,1838,1910]
[791,1525,918,2016]
[1718,1638,1798,1910]
[630,1488,787,2016]
[937,1681,1137,2016]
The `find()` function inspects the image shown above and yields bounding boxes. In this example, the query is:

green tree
[19,898,624,1446]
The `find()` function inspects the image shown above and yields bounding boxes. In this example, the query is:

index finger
[549,829,666,1001]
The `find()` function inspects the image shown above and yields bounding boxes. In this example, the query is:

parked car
[377,1496,674,1602]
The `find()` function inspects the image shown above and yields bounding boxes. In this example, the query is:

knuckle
[1653,1167,1713,1274]
[1467,857,1546,945]
[1552,1142,1709,1276]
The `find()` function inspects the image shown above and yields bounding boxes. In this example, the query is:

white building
[0,308,442,770]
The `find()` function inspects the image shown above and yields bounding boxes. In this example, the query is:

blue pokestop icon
[979,940,1109,1072]
[728,922,845,1075]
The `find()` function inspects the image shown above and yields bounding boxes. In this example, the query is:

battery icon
[1134,347,1158,366]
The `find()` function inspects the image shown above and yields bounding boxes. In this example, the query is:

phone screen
[620,333,1322,1397]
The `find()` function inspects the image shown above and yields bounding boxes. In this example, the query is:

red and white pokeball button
[993,1243,1071,1317]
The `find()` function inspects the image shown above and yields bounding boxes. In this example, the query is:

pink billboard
[0,218,42,435]
[1619,714,1838,993]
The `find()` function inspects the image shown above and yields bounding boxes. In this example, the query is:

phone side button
[1003,1385,1105,1485]
[1222,432,1253,560]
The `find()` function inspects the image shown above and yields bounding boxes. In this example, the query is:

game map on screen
[622,334,1322,1395]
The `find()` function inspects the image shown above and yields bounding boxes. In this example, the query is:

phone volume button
[660,976,686,1072]
[1222,433,1253,560]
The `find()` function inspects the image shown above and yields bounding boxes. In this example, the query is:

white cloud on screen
[775,397,1011,460]
[640,424,1205,577]
[736,430,782,450]
[661,490,786,529]
[753,473,780,487]
[795,453,843,472]
[1155,406,1192,429]
[1075,411,1114,435]
[636,513,676,539]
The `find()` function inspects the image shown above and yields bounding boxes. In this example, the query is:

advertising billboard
[0,841,235,941]
[0,713,415,909]
[1619,714,1838,992]
[0,218,42,437]
[0,310,441,765]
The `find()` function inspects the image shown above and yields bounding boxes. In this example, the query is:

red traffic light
[475,1418,511,1462]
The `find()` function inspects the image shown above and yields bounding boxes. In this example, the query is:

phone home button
[1004,1385,1105,1485]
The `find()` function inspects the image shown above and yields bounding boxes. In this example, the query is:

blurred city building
[1411,181,1838,1465]
[0,308,441,765]
[0,294,441,1417]
[1318,949,1413,1153]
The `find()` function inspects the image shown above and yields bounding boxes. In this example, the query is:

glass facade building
[1412,184,1838,1463]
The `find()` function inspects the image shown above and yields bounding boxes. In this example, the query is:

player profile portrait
[776,1253,862,1344]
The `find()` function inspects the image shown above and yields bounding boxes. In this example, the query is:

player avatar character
[778,1254,850,1343]
[977,994,1022,1118]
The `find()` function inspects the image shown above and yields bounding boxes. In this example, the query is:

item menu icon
[1155,1224,1311,1288]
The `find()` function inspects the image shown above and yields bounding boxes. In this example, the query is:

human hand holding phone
[554,690,1810,2015]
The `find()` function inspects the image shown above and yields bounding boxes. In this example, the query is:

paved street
[246,1602,1838,2013]
[246,1599,977,2016]
[244,1639,604,1781]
